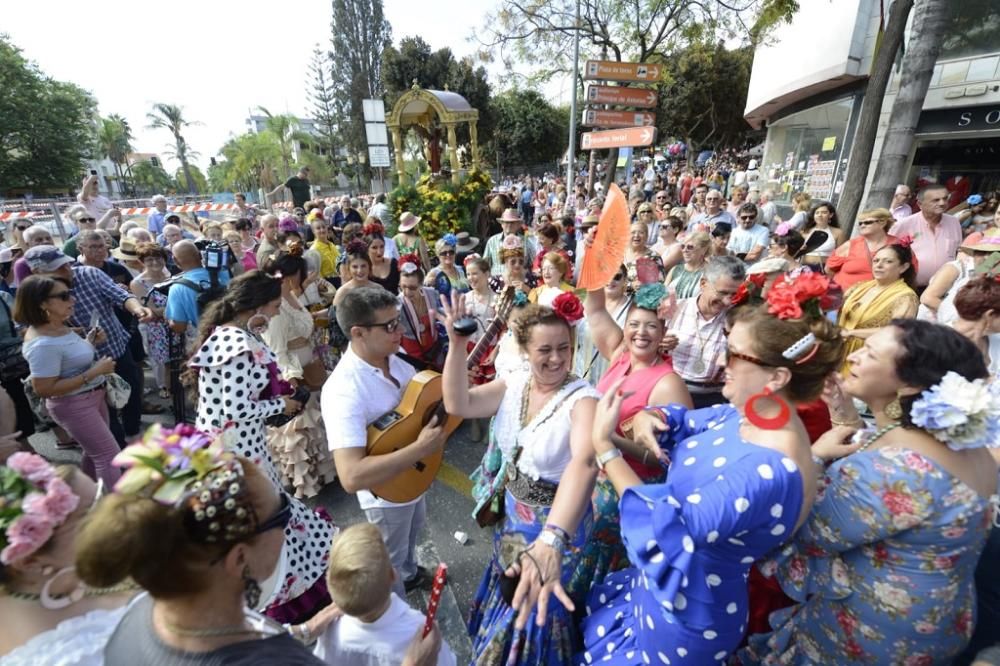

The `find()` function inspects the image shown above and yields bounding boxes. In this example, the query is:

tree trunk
[181,159,197,194]
[864,0,949,212]
[603,148,620,194]
[835,0,914,237]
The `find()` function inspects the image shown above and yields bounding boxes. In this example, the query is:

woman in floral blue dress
[739,319,1000,665]
[580,274,847,665]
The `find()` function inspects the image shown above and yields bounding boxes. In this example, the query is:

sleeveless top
[806,227,837,257]
[667,264,704,299]
[597,352,676,477]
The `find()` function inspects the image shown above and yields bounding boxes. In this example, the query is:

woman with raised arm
[581,272,845,664]
[441,292,598,665]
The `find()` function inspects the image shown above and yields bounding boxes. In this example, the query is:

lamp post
[565,0,581,192]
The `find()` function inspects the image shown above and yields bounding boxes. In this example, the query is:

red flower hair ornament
[765,272,836,320]
[731,273,768,307]
[551,291,584,325]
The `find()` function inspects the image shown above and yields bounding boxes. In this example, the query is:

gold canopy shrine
[386,82,481,185]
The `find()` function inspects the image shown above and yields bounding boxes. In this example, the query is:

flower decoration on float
[634,283,668,311]
[551,291,584,325]
[766,271,838,320]
[910,372,1000,451]
[0,453,80,565]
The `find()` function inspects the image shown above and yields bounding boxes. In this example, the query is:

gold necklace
[4,579,138,603]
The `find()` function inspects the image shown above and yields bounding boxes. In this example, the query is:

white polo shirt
[321,344,419,509]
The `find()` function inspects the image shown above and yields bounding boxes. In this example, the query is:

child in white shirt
[314,523,457,666]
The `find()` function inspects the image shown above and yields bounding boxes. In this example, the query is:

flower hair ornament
[440,233,458,248]
[463,253,483,268]
[399,253,422,274]
[774,222,792,237]
[512,290,529,307]
[634,283,668,312]
[113,424,259,544]
[551,291,584,325]
[731,273,768,307]
[766,272,837,321]
[284,240,304,258]
[0,453,80,566]
[345,239,368,256]
[893,234,914,249]
[362,222,384,237]
[910,372,1000,451]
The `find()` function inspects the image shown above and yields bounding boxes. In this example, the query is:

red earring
[744,387,791,430]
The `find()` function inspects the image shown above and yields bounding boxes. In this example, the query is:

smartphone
[422,563,448,638]
[89,311,101,331]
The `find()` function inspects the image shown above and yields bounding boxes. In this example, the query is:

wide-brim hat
[500,208,522,223]
[112,238,139,262]
[962,230,1000,252]
[455,231,479,251]
[579,214,600,228]
[398,211,421,232]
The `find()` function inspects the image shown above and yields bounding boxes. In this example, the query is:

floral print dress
[738,446,994,665]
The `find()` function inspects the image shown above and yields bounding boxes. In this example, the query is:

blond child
[314,524,456,666]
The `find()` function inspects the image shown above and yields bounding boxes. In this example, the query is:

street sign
[368,145,391,167]
[586,85,658,108]
[581,126,657,150]
[584,60,661,83]
[365,122,388,145]
[362,99,386,122]
[583,109,655,128]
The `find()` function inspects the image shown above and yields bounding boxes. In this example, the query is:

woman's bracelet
[543,523,571,542]
[283,622,312,643]
[830,417,863,428]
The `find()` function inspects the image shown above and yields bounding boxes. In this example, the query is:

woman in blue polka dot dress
[579,284,845,665]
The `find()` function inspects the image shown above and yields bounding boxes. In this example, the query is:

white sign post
[363,98,389,193]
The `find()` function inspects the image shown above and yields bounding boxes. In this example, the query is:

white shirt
[314,594,456,666]
[643,167,656,191]
[383,235,400,260]
[727,224,770,257]
[321,344,420,509]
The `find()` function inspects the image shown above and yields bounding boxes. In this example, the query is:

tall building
[744,0,1000,209]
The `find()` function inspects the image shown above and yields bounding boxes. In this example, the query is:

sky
[3,0,554,174]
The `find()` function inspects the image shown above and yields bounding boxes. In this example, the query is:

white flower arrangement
[909,372,1000,451]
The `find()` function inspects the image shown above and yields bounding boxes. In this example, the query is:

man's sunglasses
[362,317,401,333]
[78,217,96,224]
[740,216,755,221]
[15,225,31,231]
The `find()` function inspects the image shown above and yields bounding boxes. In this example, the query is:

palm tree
[256,107,313,179]
[97,115,134,195]
[147,103,200,194]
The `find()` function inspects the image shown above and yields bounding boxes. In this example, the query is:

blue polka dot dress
[578,404,804,665]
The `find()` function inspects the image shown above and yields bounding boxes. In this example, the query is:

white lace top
[3,605,127,665]
[494,369,599,483]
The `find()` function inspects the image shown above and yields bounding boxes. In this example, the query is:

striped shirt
[667,296,728,387]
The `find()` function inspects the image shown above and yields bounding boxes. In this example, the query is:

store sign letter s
[958,112,973,127]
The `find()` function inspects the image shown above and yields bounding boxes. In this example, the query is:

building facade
[744,0,1000,210]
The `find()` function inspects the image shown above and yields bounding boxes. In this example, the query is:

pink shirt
[890,212,962,287]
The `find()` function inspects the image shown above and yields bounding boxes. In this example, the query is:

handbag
[0,297,28,383]
[104,373,132,409]
[301,358,328,391]
[261,360,310,427]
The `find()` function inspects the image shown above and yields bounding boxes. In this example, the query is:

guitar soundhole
[414,460,426,472]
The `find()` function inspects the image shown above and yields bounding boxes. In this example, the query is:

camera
[194,239,230,270]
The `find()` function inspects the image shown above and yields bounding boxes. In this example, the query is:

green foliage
[382,37,495,149]
[387,168,493,241]
[307,45,341,166]
[131,160,175,195]
[487,89,568,167]
[0,35,97,192]
[654,40,755,152]
[98,114,135,196]
[255,107,313,180]
[147,103,200,194]
[174,164,207,194]
[329,0,392,157]
[216,132,282,193]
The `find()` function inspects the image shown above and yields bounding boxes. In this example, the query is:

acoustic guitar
[366,287,517,503]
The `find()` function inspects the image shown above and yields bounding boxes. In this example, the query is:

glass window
[939,61,970,86]
[939,0,1000,61]
[760,97,853,204]
[967,56,999,82]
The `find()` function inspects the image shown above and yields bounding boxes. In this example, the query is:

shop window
[967,56,1000,83]
[760,97,853,204]
[939,61,970,86]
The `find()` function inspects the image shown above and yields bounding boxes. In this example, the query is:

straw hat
[112,237,140,262]
[455,231,479,252]
[500,208,522,223]
[579,214,600,228]
[398,211,421,232]
[962,230,1000,252]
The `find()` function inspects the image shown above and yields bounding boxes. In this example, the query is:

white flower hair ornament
[909,372,1000,451]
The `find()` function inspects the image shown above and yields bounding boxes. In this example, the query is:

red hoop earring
[744,387,791,430]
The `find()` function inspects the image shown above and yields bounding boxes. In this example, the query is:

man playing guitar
[321,286,445,593]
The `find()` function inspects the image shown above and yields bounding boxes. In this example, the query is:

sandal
[158,388,170,399]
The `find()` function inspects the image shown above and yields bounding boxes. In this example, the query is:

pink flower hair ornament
[0,453,81,566]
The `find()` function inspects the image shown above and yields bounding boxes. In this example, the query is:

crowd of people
[1,166,1000,666]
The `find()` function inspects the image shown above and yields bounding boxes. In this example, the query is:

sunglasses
[857,219,880,226]
[740,216,755,221]
[681,244,701,251]
[254,493,292,535]
[610,273,625,281]
[15,225,31,231]
[78,217,96,224]
[726,349,771,367]
[48,290,73,301]
[362,317,401,333]
[439,250,456,257]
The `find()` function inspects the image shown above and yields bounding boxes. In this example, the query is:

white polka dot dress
[189,326,333,605]
[578,404,804,665]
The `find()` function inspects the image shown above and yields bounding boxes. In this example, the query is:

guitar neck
[468,316,505,369]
